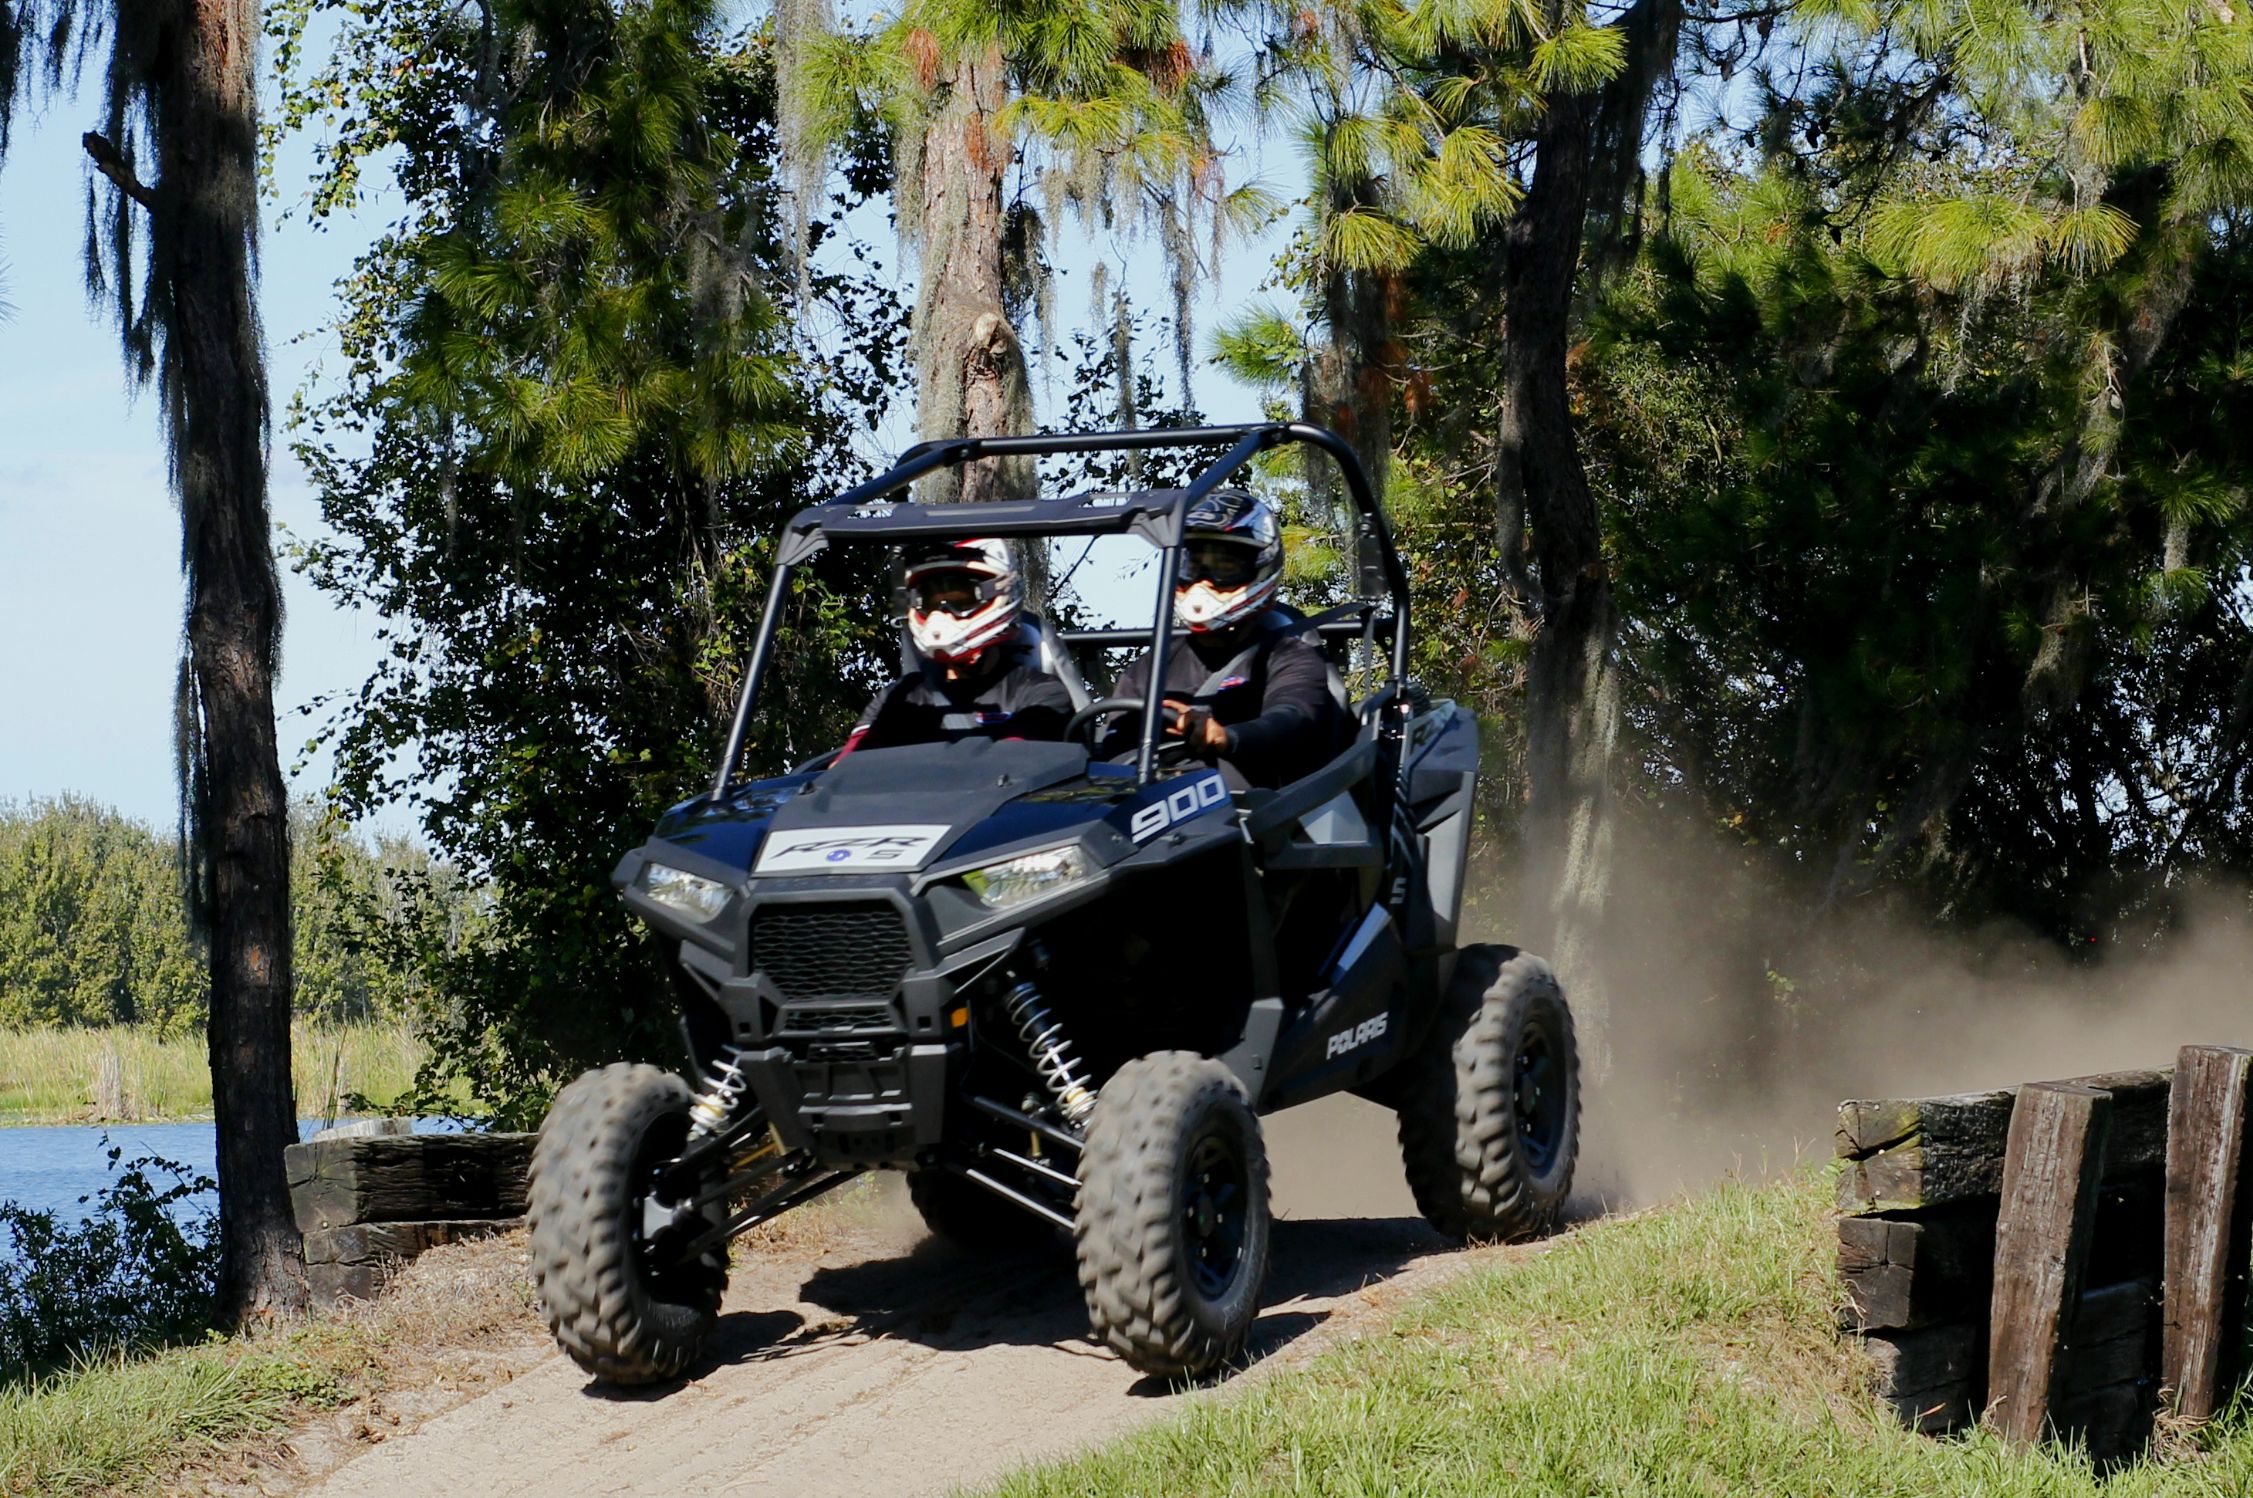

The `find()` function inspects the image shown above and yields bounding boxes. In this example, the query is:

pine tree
[781,0,1263,503]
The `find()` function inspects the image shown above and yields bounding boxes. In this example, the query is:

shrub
[0,1147,216,1377]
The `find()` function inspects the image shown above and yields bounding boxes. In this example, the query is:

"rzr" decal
[754,824,951,874]
[1127,773,1229,843]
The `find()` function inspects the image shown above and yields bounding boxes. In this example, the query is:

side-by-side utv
[525,423,1581,1384]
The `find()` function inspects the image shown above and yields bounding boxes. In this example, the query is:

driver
[1106,490,1349,789]
[836,538,1074,756]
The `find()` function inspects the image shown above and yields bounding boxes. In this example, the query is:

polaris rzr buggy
[526,423,1581,1384]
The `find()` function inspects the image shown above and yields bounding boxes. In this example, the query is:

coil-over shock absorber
[686,1044,755,1139]
[1003,979,1096,1125]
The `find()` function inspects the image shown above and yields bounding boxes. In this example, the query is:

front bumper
[657,881,1020,1169]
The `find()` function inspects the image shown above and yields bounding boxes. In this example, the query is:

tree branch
[82,132,156,210]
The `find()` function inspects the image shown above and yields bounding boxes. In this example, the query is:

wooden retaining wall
[284,1130,536,1306]
[1836,1044,2253,1457]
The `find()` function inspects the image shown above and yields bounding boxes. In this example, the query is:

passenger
[837,538,1074,756]
[1108,491,1350,789]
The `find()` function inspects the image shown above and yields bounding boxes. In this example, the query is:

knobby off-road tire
[908,1166,1059,1253]
[1396,944,1580,1242]
[1074,1052,1272,1380]
[528,1063,728,1385]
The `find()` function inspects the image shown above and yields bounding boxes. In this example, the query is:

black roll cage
[711,422,1410,797]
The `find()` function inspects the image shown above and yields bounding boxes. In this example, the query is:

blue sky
[0,51,1296,834]
[0,95,382,832]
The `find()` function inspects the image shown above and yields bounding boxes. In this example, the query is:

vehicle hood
[644,739,1120,879]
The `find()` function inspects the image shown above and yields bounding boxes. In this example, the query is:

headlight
[639,862,731,923]
[960,846,1090,911]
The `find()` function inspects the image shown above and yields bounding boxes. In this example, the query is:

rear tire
[1073,1052,1271,1379]
[1395,945,1579,1242]
[528,1063,727,1385]
[908,1166,1059,1252]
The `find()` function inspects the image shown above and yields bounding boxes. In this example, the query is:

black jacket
[1108,609,1349,788]
[845,632,1073,753]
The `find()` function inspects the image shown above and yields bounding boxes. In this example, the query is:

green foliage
[0,800,202,1034]
[278,0,904,1125]
[1801,0,2253,293]
[1207,303,1305,393]
[0,800,450,1033]
[0,1148,217,1378]
[1575,136,2253,933]
[1216,0,1627,280]
[1206,0,2253,949]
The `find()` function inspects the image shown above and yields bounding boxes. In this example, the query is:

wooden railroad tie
[1836,1052,2253,1459]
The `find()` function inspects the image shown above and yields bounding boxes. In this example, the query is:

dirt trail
[299,1096,1523,1498]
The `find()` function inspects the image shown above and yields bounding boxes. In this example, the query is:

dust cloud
[1511,814,2253,1208]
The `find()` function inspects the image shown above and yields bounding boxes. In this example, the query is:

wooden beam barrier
[285,1132,534,1233]
[283,1131,536,1308]
[1985,1081,2113,1447]
[1837,1071,2170,1215]
[1835,1059,2253,1456]
[2162,1044,2253,1423]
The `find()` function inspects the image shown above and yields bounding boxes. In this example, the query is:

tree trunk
[1497,87,1622,1075]
[164,0,305,1320]
[912,40,1035,509]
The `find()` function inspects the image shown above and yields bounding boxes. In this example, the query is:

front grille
[778,1003,896,1035]
[750,904,912,1002]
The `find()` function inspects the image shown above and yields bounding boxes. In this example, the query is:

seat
[1030,615,1093,713]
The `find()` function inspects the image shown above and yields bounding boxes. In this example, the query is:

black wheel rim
[1182,1129,1250,1300]
[1514,1024,1567,1174]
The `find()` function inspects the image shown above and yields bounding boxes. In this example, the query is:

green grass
[0,1229,535,1496]
[984,1173,2253,1497]
[0,1342,347,1496]
[0,1022,430,1124]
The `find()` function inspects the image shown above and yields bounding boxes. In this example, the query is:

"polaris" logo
[1325,1014,1389,1059]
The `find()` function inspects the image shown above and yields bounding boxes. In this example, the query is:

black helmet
[1174,489,1282,633]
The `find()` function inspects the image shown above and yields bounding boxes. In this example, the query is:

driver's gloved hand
[1164,700,1234,759]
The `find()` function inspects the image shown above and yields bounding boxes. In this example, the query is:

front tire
[1396,945,1580,1242]
[1073,1052,1271,1379]
[528,1063,727,1385]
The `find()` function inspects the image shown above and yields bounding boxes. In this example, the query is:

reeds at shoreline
[0,1022,428,1125]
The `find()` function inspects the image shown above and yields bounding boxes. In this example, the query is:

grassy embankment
[10,1171,2253,1495]
[0,1023,428,1124]
[988,1172,2253,1497]
[0,1229,541,1496]
[0,1184,890,1496]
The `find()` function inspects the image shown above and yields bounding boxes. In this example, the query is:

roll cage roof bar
[711,422,1411,798]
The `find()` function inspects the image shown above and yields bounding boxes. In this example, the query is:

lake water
[0,1119,457,1230]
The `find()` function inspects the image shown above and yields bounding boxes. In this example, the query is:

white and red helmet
[904,538,1023,666]
[1174,490,1282,633]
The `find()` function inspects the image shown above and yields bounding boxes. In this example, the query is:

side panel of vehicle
[1026,828,1267,1080]
[1253,904,1408,1111]
[1402,702,1479,954]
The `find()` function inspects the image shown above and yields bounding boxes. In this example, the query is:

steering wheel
[1064,696,1146,746]
[1065,697,1200,764]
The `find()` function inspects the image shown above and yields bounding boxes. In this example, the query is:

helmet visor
[909,567,1001,618]
[1177,539,1261,589]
